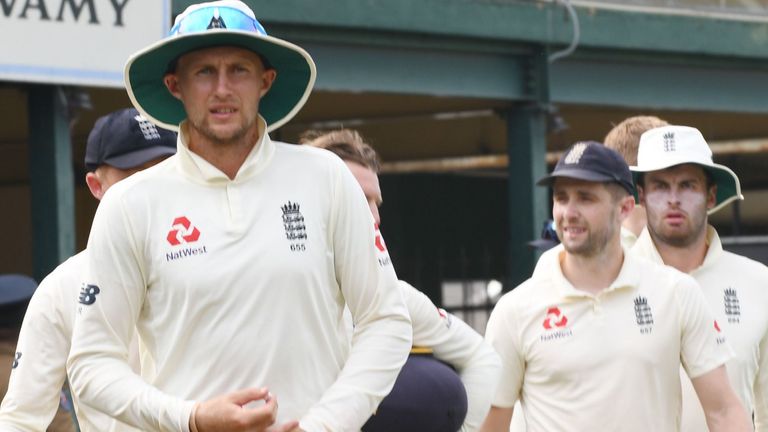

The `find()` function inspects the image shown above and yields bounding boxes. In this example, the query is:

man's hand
[192,387,299,432]
[479,406,514,432]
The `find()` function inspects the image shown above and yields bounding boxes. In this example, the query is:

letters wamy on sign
[0,0,131,27]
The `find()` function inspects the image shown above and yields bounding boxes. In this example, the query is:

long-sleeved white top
[66,120,412,432]
[0,252,141,432]
[398,281,501,431]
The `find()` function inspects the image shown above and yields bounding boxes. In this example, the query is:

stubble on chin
[192,118,254,147]
[562,221,616,258]
[649,224,700,248]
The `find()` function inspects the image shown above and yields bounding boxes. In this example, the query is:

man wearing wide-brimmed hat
[482,141,748,432]
[631,125,768,431]
[66,2,411,432]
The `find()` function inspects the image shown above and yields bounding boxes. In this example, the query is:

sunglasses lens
[170,6,267,36]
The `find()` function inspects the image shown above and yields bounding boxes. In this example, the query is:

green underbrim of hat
[126,31,315,132]
[631,163,743,215]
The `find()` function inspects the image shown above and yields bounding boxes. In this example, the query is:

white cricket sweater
[67,120,412,432]
[0,252,141,431]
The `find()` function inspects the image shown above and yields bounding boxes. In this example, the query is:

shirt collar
[695,225,722,273]
[537,246,639,299]
[632,228,665,265]
[175,116,274,183]
[620,226,638,249]
[632,225,721,274]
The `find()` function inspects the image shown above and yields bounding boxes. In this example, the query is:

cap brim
[631,162,743,215]
[538,168,620,187]
[528,239,559,250]
[125,30,316,133]
[104,146,177,170]
[0,274,36,305]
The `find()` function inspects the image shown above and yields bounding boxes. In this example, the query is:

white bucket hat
[630,125,743,215]
[124,0,316,133]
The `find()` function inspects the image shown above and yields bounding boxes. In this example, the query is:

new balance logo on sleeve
[78,284,101,305]
[12,352,21,369]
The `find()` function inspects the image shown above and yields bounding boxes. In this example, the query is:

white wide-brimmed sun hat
[630,125,743,215]
[124,0,316,133]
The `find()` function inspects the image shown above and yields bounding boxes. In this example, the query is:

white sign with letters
[0,0,171,88]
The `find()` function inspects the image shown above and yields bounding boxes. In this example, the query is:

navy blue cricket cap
[85,108,177,172]
[537,141,634,194]
[0,274,36,328]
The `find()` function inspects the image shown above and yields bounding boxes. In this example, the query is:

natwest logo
[543,307,568,330]
[714,320,726,345]
[374,223,391,267]
[167,216,200,246]
[374,223,387,252]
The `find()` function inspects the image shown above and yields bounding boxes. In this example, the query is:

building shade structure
[1,0,768,305]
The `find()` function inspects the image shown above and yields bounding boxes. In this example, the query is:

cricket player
[306,129,501,432]
[631,125,768,431]
[604,115,669,248]
[66,2,411,431]
[481,141,749,432]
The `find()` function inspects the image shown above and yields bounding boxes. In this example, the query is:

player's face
[164,46,276,146]
[88,156,169,200]
[639,164,715,248]
[346,161,382,226]
[552,178,623,257]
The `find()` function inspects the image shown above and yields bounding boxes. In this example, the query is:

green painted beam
[169,1,768,111]
[550,55,768,113]
[300,41,527,98]
[171,0,768,60]
[27,85,75,282]
[505,105,549,288]
[505,48,550,287]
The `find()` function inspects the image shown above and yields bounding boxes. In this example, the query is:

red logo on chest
[166,216,200,246]
[374,223,387,252]
[543,307,568,330]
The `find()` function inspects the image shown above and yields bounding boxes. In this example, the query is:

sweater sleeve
[66,188,195,432]
[0,263,74,431]
[299,160,412,432]
[401,281,501,432]
[485,293,525,409]
[753,317,768,431]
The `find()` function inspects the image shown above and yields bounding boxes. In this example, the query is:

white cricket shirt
[486,248,731,432]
